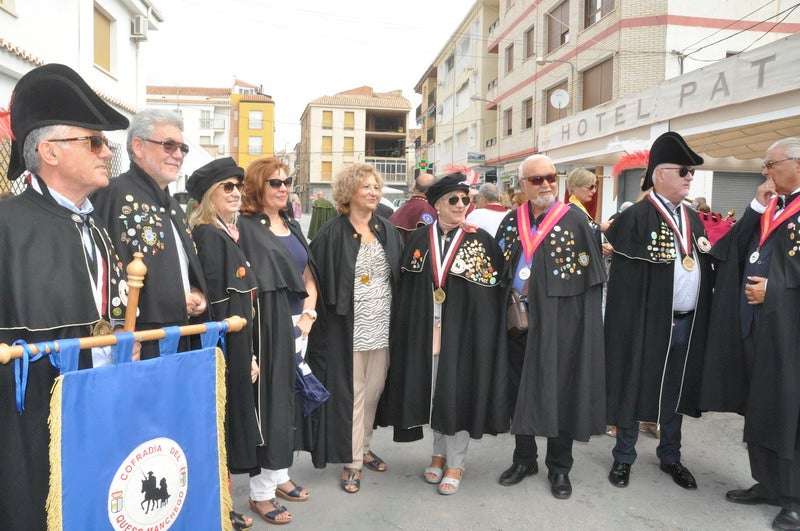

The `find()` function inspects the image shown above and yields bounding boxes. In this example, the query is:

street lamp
[535,56,576,72]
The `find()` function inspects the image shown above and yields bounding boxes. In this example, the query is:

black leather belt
[673,310,694,318]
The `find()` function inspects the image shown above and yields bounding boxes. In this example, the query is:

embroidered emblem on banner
[107,437,189,530]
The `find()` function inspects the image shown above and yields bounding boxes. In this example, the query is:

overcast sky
[146,0,477,151]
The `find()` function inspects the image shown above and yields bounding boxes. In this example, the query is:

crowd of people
[3,63,800,531]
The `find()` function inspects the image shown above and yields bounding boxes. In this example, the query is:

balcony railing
[199,118,225,129]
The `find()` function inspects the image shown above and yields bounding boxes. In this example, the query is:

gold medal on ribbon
[360,274,370,284]
[682,255,696,271]
[433,287,447,304]
[92,319,114,336]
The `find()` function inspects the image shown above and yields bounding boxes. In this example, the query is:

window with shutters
[322,110,333,129]
[582,57,613,110]
[321,161,332,181]
[322,136,332,155]
[547,1,570,53]
[585,0,614,28]
[94,6,112,72]
[524,25,536,59]
[504,108,513,136]
[522,98,533,130]
[344,111,355,130]
[505,43,514,73]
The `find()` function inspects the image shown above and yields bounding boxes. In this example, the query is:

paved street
[232,413,775,530]
[232,212,774,530]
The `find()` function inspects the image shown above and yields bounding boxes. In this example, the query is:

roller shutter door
[711,171,763,218]
[617,169,645,208]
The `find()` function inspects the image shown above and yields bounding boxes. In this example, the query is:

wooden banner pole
[0,316,247,364]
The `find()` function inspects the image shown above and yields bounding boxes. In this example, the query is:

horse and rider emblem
[107,438,188,529]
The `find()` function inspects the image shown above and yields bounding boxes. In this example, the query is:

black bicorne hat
[642,131,704,190]
[7,63,129,180]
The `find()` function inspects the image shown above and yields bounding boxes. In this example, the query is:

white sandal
[437,469,463,495]
[424,456,446,484]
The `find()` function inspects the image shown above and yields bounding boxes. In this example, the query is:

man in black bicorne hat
[605,131,713,491]
[0,63,128,529]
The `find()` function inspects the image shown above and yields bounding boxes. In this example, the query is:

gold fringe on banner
[46,375,65,531]
[215,347,233,531]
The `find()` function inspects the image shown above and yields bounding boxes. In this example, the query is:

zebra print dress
[352,239,392,351]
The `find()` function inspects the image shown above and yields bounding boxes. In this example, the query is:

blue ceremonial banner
[47,346,230,530]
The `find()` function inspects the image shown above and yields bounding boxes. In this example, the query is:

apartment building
[230,80,275,168]
[480,0,800,219]
[1,0,162,193]
[427,0,500,180]
[296,86,411,206]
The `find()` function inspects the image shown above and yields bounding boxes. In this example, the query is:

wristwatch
[302,309,318,321]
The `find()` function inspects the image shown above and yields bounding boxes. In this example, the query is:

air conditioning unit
[131,15,148,40]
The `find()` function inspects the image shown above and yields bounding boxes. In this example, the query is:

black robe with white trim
[0,187,124,531]
[604,198,712,428]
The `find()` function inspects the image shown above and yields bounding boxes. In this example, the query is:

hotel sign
[538,34,800,150]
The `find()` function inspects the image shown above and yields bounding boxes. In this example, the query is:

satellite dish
[550,88,570,109]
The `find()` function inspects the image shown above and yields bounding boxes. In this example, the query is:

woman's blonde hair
[332,163,383,215]
[566,168,596,195]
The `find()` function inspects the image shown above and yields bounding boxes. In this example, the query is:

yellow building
[231,79,274,168]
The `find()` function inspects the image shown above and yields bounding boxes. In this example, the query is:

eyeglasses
[446,195,470,206]
[267,177,293,188]
[142,138,190,155]
[522,173,558,185]
[761,157,797,170]
[47,135,110,153]
[219,182,243,194]
[660,166,696,177]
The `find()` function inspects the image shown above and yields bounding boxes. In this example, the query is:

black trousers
[612,313,692,465]
[749,444,800,512]
[508,332,574,474]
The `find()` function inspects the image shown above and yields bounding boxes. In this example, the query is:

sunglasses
[219,182,243,194]
[661,166,696,177]
[523,173,558,185]
[584,184,598,191]
[267,177,293,188]
[142,138,190,155]
[446,195,470,206]
[47,135,110,153]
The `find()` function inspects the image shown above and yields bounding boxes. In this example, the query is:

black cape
[701,206,800,459]
[93,163,210,332]
[497,205,607,441]
[191,223,260,473]
[306,214,403,467]
[604,197,712,428]
[385,225,508,440]
[0,187,125,531]
[237,212,320,470]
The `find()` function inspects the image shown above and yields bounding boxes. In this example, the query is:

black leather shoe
[548,473,572,499]
[608,461,631,488]
[659,461,697,490]
[726,484,778,506]
[772,509,800,530]
[498,462,538,486]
